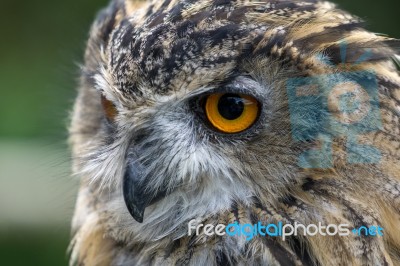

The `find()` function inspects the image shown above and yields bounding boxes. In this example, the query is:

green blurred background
[0,0,398,265]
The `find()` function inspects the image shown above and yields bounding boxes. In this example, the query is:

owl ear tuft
[84,0,126,71]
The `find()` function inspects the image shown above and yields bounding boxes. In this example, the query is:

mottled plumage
[69,0,400,265]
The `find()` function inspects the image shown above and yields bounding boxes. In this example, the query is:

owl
[69,0,400,265]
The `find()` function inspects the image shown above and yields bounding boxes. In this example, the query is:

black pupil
[217,93,244,120]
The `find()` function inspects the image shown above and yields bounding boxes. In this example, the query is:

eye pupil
[217,93,244,120]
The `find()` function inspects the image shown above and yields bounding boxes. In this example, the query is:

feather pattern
[69,0,400,265]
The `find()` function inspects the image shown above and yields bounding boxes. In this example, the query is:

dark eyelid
[192,75,264,101]
[191,86,262,105]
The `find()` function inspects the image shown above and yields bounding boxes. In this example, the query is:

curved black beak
[123,159,148,223]
[123,156,168,223]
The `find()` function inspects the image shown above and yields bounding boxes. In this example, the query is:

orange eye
[101,95,117,121]
[205,93,259,133]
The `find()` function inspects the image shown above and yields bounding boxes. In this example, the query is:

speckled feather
[69,0,400,265]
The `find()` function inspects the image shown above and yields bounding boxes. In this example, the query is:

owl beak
[123,158,168,223]
[123,160,148,223]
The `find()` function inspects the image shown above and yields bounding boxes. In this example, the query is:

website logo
[286,41,382,168]
[188,220,384,241]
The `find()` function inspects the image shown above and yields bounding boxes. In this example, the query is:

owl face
[70,0,400,264]
[82,0,306,228]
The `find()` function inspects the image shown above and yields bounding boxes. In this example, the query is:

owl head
[69,0,400,264]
